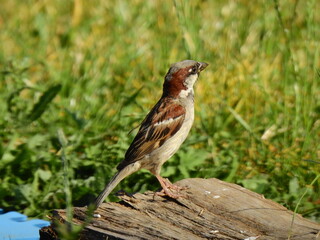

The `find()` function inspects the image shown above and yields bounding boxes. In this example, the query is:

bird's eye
[189,66,198,74]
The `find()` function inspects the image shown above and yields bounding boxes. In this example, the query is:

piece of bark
[40,178,320,240]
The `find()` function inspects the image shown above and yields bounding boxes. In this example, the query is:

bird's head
[163,60,208,98]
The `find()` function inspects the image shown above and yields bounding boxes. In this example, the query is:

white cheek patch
[184,74,198,89]
[179,74,197,98]
[179,88,194,98]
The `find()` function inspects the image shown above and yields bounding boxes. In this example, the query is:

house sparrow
[94,60,208,208]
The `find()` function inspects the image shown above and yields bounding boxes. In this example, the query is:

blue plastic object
[0,209,50,240]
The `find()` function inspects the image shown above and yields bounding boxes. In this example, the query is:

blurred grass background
[0,0,319,222]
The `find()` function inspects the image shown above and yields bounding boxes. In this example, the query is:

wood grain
[40,178,320,240]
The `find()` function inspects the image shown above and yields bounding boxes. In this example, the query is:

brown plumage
[94,60,208,209]
[117,99,185,170]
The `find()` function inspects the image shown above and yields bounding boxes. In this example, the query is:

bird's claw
[162,178,189,191]
[154,176,188,199]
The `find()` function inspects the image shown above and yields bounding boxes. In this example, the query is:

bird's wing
[117,98,185,171]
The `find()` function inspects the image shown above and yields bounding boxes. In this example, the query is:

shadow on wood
[40,178,320,240]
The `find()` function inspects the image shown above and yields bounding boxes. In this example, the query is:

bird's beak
[198,62,209,72]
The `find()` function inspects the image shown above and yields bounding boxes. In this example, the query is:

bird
[94,60,208,209]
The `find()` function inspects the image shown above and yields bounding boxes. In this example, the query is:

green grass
[0,0,319,223]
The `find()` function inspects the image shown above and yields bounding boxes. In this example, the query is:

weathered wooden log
[40,178,320,240]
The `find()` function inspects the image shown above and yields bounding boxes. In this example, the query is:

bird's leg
[160,177,187,191]
[155,175,186,198]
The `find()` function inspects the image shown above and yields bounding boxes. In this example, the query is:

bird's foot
[155,175,188,199]
[155,189,182,199]
[161,177,189,191]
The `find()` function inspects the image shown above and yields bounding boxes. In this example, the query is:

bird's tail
[94,164,138,209]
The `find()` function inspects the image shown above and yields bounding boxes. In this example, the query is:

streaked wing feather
[117,99,185,170]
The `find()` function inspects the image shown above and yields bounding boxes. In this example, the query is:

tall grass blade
[26,84,62,124]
